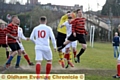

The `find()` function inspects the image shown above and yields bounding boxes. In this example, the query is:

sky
[6,0,106,11]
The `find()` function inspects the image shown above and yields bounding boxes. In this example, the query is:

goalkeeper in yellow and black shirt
[56,11,76,68]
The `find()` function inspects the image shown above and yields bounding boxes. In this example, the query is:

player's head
[11,15,19,25]
[40,16,47,24]
[66,10,71,16]
[76,9,83,17]
[68,16,72,23]
[115,32,118,36]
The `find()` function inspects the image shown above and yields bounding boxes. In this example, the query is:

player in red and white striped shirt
[58,9,87,63]
[0,23,9,59]
[5,15,22,68]
[9,18,34,66]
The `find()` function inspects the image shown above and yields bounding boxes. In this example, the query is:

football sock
[6,51,9,59]
[66,54,70,60]
[66,53,74,67]
[16,56,21,66]
[70,52,72,61]
[117,64,120,76]
[46,62,52,78]
[73,51,77,58]
[77,48,85,57]
[6,56,13,64]
[24,54,30,64]
[59,52,64,60]
[36,63,41,74]
[64,54,67,59]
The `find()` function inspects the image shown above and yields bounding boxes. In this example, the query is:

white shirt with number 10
[30,24,56,50]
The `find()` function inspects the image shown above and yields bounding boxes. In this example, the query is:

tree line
[1,6,64,36]
[101,0,120,16]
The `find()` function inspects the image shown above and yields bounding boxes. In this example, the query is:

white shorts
[62,48,66,53]
[18,42,24,51]
[35,49,52,61]
[66,41,77,48]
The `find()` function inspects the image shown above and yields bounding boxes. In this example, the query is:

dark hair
[76,9,82,13]
[66,10,71,13]
[11,15,18,20]
[40,16,47,22]
[68,16,72,19]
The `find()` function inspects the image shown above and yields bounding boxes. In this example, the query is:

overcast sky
[6,0,106,11]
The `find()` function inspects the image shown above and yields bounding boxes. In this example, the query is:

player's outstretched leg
[18,43,34,66]
[77,44,87,63]
[58,40,71,52]
[77,48,85,63]
[58,45,66,52]
[23,53,34,66]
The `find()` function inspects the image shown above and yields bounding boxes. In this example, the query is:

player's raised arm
[60,21,67,28]
[60,24,65,28]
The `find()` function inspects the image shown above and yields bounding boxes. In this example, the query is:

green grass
[79,42,116,69]
[0,41,119,80]
[86,75,119,80]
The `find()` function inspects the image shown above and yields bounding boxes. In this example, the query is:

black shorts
[68,33,86,44]
[0,44,8,48]
[8,42,21,51]
[56,32,66,47]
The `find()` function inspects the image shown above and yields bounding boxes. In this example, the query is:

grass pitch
[0,41,118,80]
